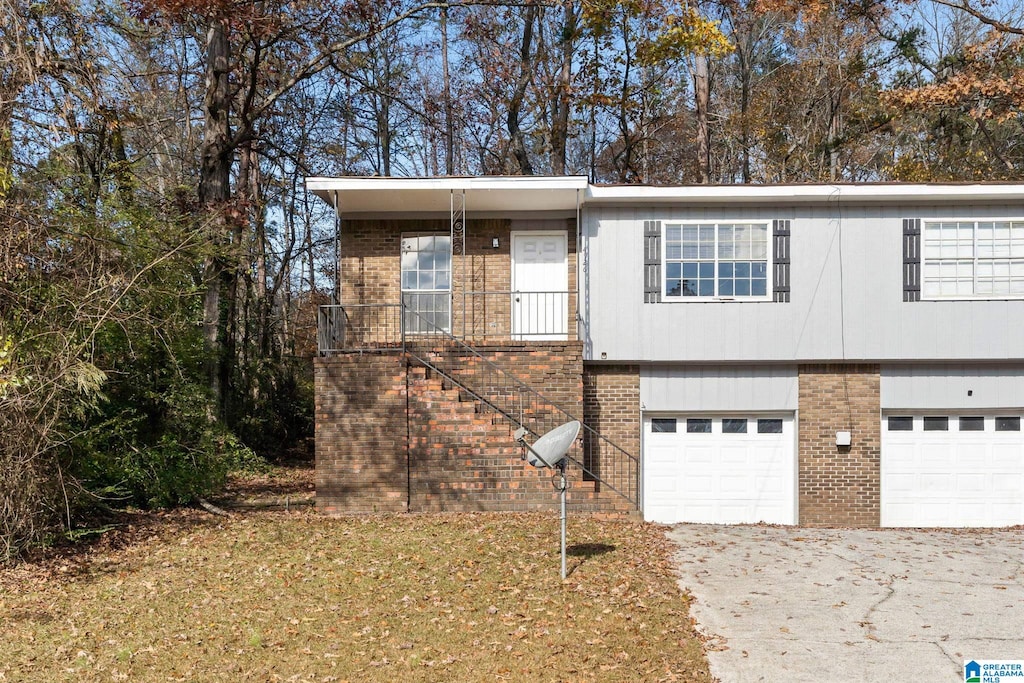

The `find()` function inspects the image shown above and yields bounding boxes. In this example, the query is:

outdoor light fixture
[492,237,500,248]
[836,431,852,447]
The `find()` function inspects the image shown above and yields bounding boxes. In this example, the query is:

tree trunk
[507,5,538,175]
[549,1,575,176]
[199,19,232,415]
[693,52,711,184]
[440,4,454,175]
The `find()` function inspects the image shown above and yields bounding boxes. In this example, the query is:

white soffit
[305,176,588,214]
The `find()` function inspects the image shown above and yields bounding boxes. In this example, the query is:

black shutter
[644,220,662,303]
[772,219,791,303]
[903,218,921,302]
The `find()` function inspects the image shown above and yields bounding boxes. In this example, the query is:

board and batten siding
[640,365,799,412]
[581,203,1024,363]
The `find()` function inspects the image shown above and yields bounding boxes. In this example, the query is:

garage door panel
[644,414,795,525]
[683,475,714,495]
[992,444,1023,466]
[883,412,1024,527]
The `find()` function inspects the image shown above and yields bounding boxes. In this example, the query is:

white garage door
[643,415,796,525]
[882,414,1024,527]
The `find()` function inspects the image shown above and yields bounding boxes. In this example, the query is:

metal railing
[319,289,576,353]
[402,307,639,508]
[457,291,573,340]
[318,304,403,353]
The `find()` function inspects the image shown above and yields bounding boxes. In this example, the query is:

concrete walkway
[666,525,1024,683]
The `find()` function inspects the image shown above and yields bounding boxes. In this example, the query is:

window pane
[757,419,783,434]
[667,225,682,241]
[923,416,948,431]
[751,278,767,296]
[996,417,1020,432]
[652,418,677,433]
[959,417,984,431]
[887,416,913,431]
[735,262,750,278]
[682,279,698,296]
[682,262,698,278]
[698,280,714,296]
[666,262,681,278]
[723,418,747,433]
[719,262,734,277]
[719,280,734,296]
[735,280,750,296]
[687,418,712,433]
[667,279,682,296]
[699,262,715,278]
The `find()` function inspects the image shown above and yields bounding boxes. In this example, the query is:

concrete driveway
[666,525,1024,683]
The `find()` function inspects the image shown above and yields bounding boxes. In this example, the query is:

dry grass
[0,507,712,682]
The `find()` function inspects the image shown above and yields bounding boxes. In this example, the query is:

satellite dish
[516,420,581,469]
[514,420,582,581]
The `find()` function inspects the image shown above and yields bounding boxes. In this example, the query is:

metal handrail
[401,306,639,508]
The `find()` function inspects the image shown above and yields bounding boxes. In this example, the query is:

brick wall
[315,353,409,514]
[582,365,641,507]
[340,218,577,342]
[798,364,881,527]
[316,343,630,514]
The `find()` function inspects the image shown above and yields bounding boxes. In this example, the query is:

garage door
[643,415,796,525]
[882,414,1024,527]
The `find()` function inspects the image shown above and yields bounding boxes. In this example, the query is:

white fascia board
[584,183,1024,205]
[305,176,588,214]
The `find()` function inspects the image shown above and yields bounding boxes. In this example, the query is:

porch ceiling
[305,176,588,215]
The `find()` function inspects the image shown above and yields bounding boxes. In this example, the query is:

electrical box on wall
[836,431,852,447]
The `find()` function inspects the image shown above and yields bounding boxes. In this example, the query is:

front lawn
[0,509,712,682]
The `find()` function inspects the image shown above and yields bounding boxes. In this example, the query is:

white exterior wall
[640,365,798,412]
[881,364,1024,410]
[581,203,1024,363]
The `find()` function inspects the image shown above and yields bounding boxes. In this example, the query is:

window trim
[661,221,774,302]
[919,217,1024,301]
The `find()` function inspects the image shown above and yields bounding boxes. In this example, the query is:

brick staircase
[406,365,622,513]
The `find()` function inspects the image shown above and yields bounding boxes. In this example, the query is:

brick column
[798,364,881,527]
[582,365,641,508]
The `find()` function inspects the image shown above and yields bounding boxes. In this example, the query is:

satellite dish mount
[515,420,580,579]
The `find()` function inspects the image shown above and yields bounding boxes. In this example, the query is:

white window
[922,220,1024,299]
[663,222,770,299]
[401,235,451,332]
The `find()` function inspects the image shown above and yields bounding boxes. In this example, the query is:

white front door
[881,413,1024,527]
[511,231,568,340]
[643,415,797,525]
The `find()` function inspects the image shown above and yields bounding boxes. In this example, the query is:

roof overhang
[585,183,1024,205]
[305,176,588,215]
[305,177,1024,214]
